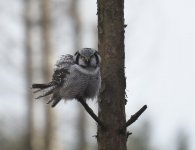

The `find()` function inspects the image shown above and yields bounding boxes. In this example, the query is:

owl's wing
[52,54,74,86]
[32,54,75,107]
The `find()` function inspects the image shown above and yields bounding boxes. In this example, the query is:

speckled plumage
[32,48,101,107]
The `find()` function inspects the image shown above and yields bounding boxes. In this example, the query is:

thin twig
[77,97,104,128]
[126,131,132,140]
[125,105,147,128]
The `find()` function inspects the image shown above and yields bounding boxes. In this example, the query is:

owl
[32,48,101,107]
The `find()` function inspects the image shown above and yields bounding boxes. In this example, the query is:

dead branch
[125,105,147,128]
[77,97,105,128]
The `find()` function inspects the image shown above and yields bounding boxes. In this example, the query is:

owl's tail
[32,82,62,107]
[32,82,55,97]
[32,83,52,90]
[32,83,55,99]
[46,93,61,107]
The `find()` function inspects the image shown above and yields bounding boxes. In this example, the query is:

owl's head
[74,48,101,68]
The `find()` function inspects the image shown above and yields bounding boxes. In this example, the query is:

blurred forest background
[0,0,195,150]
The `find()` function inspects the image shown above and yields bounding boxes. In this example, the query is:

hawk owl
[32,48,101,107]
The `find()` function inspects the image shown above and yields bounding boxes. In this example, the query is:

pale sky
[0,0,195,150]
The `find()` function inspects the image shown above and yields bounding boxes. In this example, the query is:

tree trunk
[97,0,127,150]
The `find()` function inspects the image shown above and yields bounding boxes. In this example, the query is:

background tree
[69,0,87,149]
[24,0,36,149]
[176,130,189,150]
[25,0,50,149]
[41,0,58,149]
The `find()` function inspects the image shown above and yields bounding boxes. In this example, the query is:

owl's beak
[85,58,90,65]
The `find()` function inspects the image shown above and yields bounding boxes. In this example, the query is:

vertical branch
[97,0,127,150]
[41,0,57,150]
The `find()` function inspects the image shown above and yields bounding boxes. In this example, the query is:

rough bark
[97,0,127,150]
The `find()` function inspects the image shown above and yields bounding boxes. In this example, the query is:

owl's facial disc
[74,48,101,68]
[81,55,92,67]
